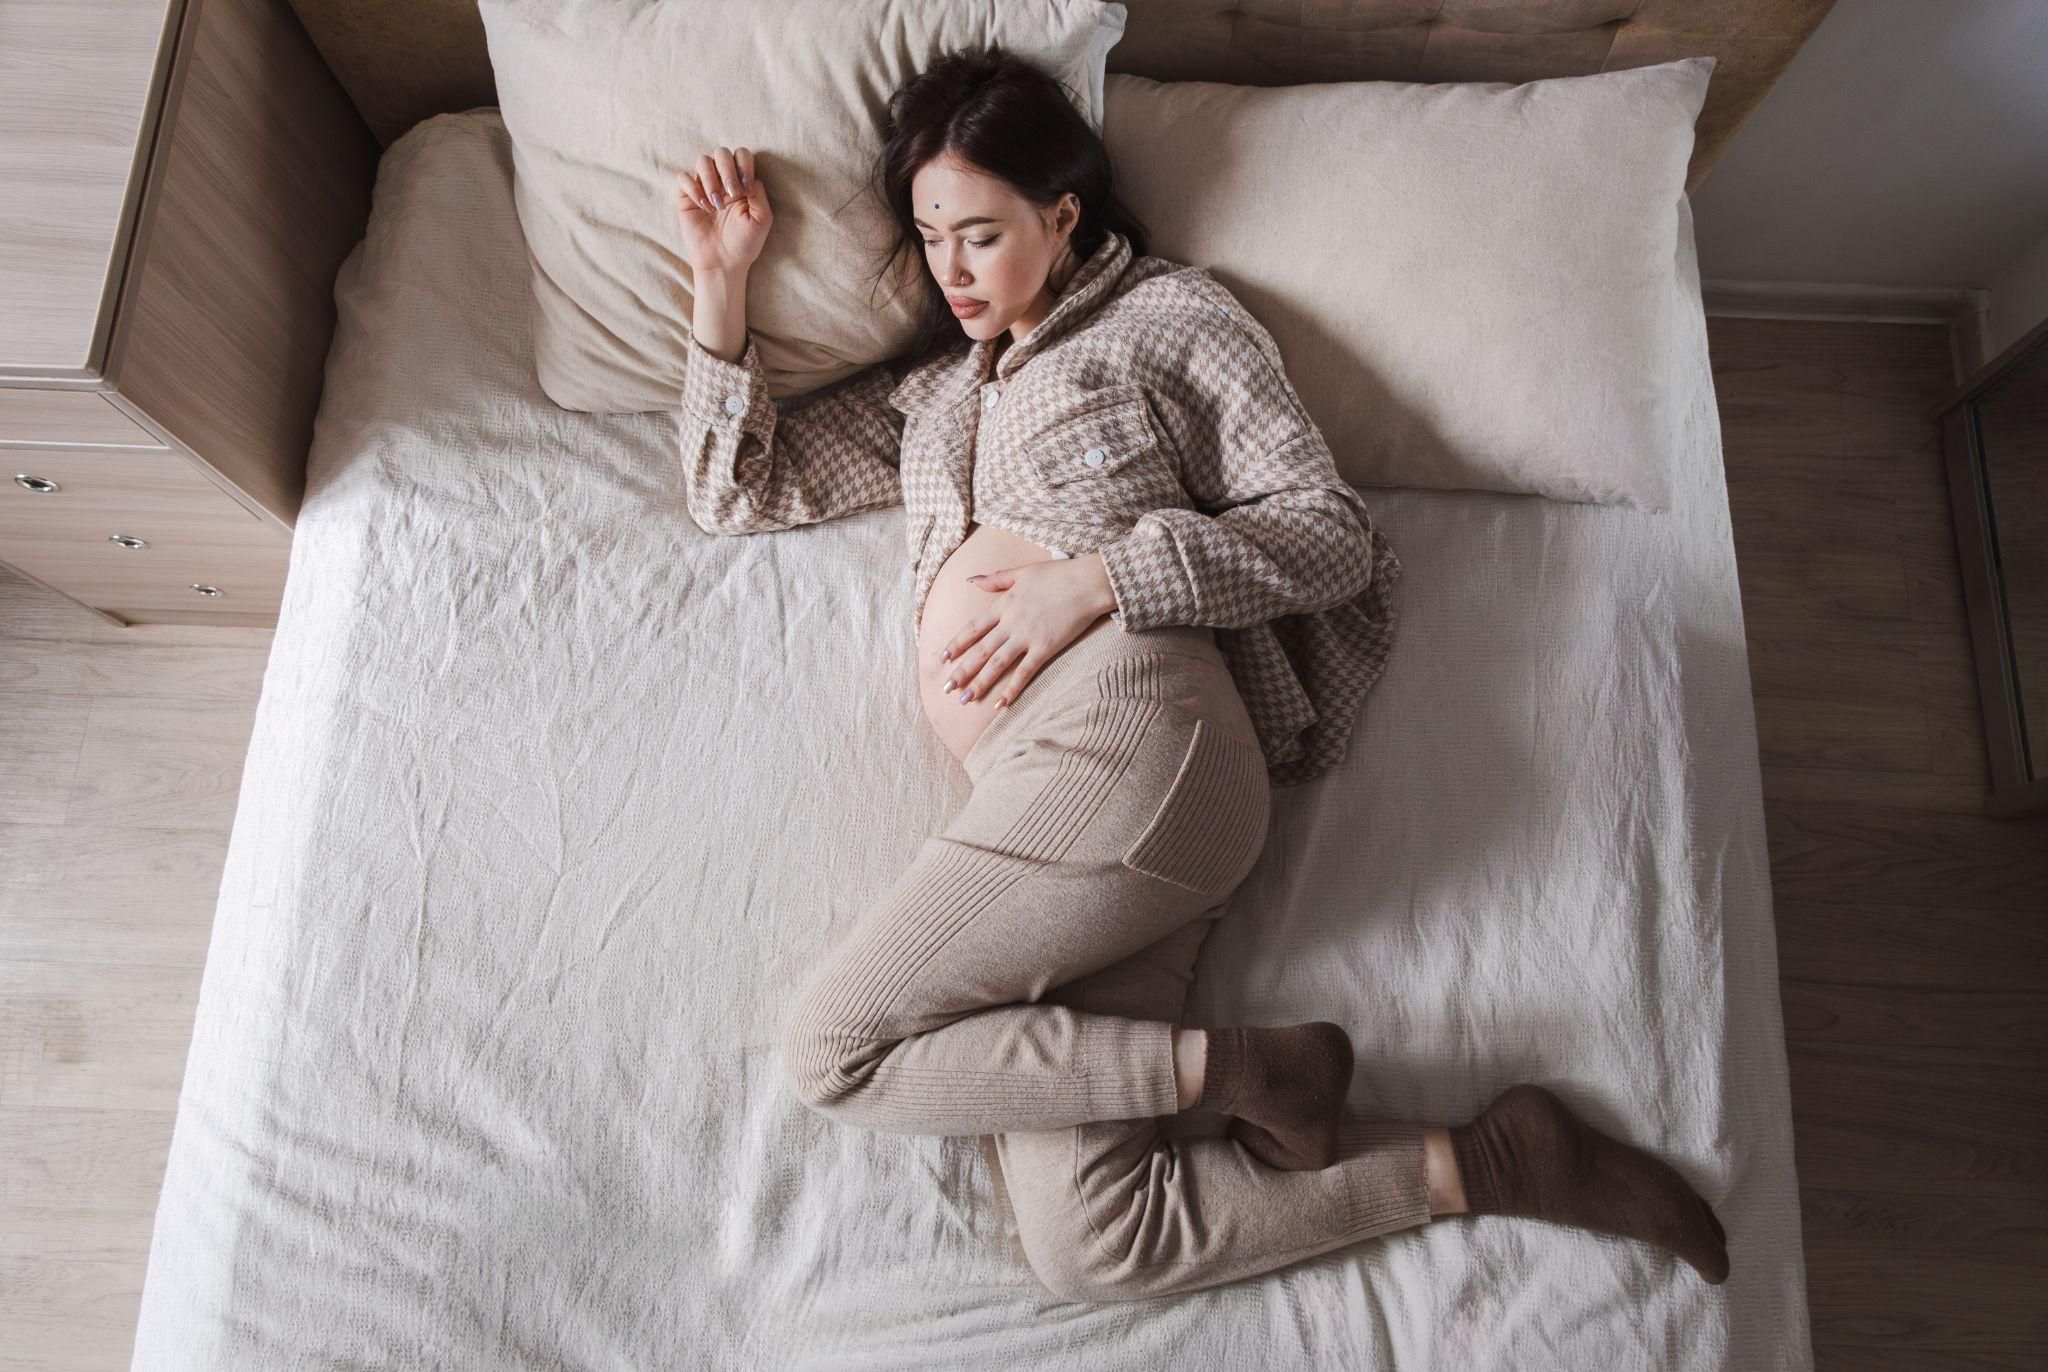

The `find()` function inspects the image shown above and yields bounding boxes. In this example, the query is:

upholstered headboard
[286,0,1837,193]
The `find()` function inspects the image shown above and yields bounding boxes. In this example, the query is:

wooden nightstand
[0,0,376,627]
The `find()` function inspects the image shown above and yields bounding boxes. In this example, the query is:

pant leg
[777,633,1270,1135]
[992,920,1435,1305]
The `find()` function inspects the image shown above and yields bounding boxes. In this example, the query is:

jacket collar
[888,230,1134,416]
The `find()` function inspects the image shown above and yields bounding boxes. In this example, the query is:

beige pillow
[478,0,1128,413]
[1101,58,1715,509]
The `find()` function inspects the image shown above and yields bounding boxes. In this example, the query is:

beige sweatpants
[779,620,1431,1302]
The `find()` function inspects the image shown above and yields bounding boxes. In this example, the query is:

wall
[1691,0,2048,346]
[1988,234,2048,358]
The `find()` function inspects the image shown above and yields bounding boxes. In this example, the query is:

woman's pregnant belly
[917,521,1113,767]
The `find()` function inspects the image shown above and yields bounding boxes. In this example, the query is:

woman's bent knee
[1005,1151,1151,1303]
[1008,1196,1115,1304]
[1021,1230,1183,1304]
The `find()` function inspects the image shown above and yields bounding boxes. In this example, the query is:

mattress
[131,110,1811,1369]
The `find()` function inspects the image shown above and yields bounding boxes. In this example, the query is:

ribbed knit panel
[783,664,1189,1134]
[1122,718,1269,897]
[1336,1119,1434,1239]
[1450,1119,1502,1215]
[1192,1027,1245,1113]
[998,690,1160,863]
[998,1112,1434,1302]
[1094,652,1168,698]
[848,1016,1181,1134]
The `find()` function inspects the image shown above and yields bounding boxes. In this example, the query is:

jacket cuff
[1099,518,1200,632]
[682,330,774,434]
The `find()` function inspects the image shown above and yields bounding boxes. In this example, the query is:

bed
[130,4,1821,1368]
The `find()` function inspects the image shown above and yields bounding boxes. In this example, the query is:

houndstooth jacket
[674,229,1401,786]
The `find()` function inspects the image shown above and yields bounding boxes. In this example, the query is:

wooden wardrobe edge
[101,0,378,537]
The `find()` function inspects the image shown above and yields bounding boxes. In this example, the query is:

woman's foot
[1195,1022,1353,1171]
[1449,1084,1731,1284]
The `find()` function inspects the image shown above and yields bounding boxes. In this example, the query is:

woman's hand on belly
[935,551,1117,708]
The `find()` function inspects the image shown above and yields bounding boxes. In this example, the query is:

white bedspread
[132,111,1810,1369]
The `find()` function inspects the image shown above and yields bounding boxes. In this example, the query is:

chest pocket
[1020,384,1166,489]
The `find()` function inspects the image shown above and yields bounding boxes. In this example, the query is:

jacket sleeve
[677,328,907,534]
[1095,309,1384,632]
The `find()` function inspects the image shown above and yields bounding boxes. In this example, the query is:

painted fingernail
[958,690,972,703]
[712,190,723,207]
[942,677,955,692]
[940,648,951,661]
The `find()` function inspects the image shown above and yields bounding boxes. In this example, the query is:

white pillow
[1101,57,1715,508]
[479,0,1129,413]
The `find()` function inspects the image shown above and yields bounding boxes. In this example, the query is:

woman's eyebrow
[913,214,1004,230]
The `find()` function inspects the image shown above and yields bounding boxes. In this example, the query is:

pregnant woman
[674,45,1728,1302]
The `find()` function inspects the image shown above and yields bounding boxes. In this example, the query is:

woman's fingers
[685,167,717,213]
[976,641,1036,707]
[680,148,759,215]
[953,637,1033,706]
[677,171,708,216]
[938,619,1003,698]
[679,147,761,215]
[713,146,743,200]
[937,614,997,669]
[936,613,994,680]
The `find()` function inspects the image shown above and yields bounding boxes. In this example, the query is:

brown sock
[1192,1022,1353,1171]
[1449,1084,1730,1284]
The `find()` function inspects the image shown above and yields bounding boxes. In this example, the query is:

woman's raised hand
[676,146,771,273]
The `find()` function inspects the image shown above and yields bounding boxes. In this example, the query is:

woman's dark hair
[849,43,1151,367]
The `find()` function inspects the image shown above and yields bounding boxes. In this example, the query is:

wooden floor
[1710,317,2048,1371]
[0,318,2043,1367]
[0,584,271,1369]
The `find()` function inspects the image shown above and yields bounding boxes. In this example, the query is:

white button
[1083,447,1106,467]
[723,394,745,415]
[983,387,999,408]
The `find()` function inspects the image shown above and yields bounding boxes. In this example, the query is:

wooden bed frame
[285,0,1838,195]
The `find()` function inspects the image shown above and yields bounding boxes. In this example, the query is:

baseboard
[1701,279,1994,381]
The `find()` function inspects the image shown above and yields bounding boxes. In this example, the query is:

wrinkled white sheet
[131,111,1810,1370]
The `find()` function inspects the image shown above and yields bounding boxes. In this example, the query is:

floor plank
[1780,981,2048,1048]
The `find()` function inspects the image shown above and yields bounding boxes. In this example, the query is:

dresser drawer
[1,448,288,624]
[0,388,164,448]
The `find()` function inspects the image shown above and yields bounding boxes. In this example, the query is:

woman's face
[911,152,1080,345]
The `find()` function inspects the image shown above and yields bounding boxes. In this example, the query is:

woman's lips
[950,299,988,318]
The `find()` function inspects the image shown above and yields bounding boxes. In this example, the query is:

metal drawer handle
[191,583,221,597]
[108,534,148,550]
[14,474,59,493]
